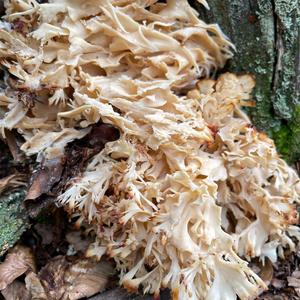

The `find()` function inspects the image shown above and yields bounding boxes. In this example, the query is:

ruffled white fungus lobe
[0,0,299,299]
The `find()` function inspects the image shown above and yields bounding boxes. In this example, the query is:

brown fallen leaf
[64,259,115,300]
[259,258,274,286]
[288,270,300,286]
[0,245,35,290]
[288,277,300,287]
[38,256,69,300]
[26,156,65,200]
[288,270,300,297]
[25,272,48,300]
[271,278,286,289]
[25,255,114,300]
[1,280,31,300]
[0,174,27,195]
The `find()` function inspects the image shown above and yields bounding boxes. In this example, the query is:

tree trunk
[195,0,300,162]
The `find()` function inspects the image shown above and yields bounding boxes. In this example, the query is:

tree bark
[0,189,28,256]
[195,0,300,162]
[0,142,29,256]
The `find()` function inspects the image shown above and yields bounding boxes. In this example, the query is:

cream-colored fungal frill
[0,0,299,299]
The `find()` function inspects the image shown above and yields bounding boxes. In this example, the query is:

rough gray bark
[0,188,28,256]
[196,0,300,162]
[0,141,29,256]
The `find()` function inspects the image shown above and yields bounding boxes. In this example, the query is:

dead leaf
[291,270,300,279]
[271,278,285,289]
[1,280,31,300]
[0,245,35,290]
[64,259,114,300]
[23,255,114,300]
[259,258,274,286]
[38,256,69,300]
[0,174,26,195]
[25,272,48,300]
[26,156,65,200]
[288,270,300,288]
[289,279,300,288]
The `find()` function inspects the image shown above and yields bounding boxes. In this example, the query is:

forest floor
[1,207,299,300]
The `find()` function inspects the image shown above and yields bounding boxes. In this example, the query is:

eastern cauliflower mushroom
[0,0,299,300]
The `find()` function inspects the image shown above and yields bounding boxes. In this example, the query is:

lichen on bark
[0,142,28,256]
[196,0,300,163]
[273,0,300,118]
[0,189,28,256]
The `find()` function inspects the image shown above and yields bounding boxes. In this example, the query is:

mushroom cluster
[0,0,299,299]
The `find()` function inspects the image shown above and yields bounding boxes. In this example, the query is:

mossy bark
[0,189,28,256]
[195,0,300,163]
[0,142,29,256]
